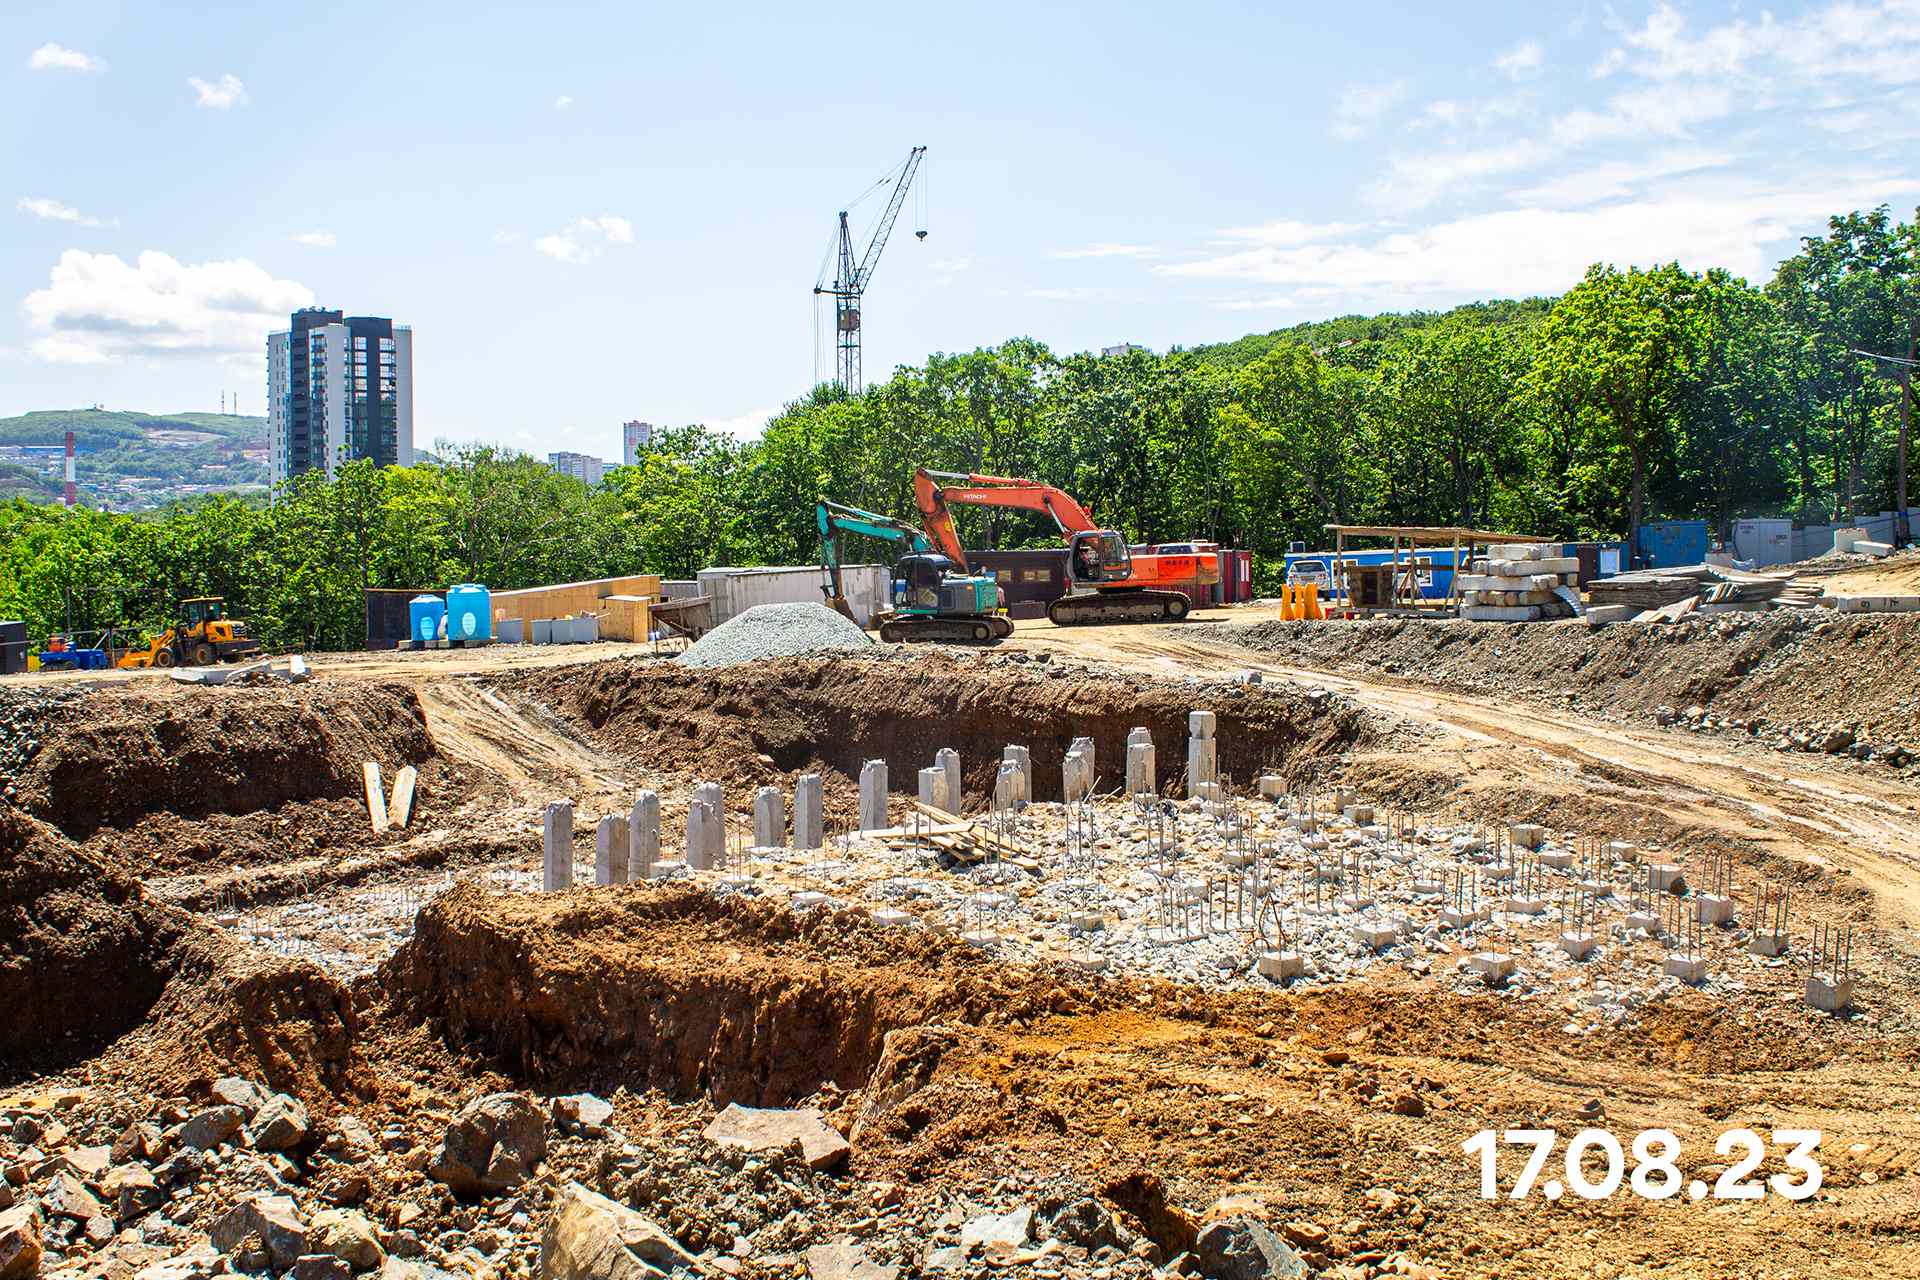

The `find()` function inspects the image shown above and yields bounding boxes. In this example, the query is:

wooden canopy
[1324,524,1550,544]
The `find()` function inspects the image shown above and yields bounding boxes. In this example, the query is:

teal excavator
[817,500,1012,643]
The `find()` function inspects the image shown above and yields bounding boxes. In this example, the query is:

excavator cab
[1066,530,1133,585]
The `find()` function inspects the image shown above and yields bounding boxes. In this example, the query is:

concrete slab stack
[859,760,888,832]
[1125,727,1155,796]
[687,782,724,869]
[594,814,630,885]
[753,786,785,849]
[1187,710,1217,800]
[542,800,574,891]
[1458,545,1582,622]
[629,791,660,879]
[794,773,823,850]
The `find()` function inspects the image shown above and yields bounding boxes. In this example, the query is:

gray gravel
[675,601,873,669]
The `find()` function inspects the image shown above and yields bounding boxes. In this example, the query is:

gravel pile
[676,601,872,670]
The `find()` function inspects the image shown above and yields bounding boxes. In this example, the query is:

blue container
[444,583,492,641]
[1635,520,1709,569]
[1280,546,1469,600]
[408,594,447,644]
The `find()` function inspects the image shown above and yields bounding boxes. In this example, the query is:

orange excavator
[913,468,1206,625]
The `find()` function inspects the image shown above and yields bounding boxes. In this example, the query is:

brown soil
[508,652,1399,814]
[1227,613,1920,748]
[6,680,436,840]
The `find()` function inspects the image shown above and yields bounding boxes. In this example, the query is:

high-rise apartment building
[549,451,605,486]
[267,307,413,487]
[622,420,653,464]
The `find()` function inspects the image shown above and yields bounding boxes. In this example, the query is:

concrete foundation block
[1501,896,1546,916]
[1063,749,1093,803]
[791,890,829,911]
[687,782,724,870]
[793,774,823,851]
[1805,975,1853,1012]
[542,800,575,891]
[1257,951,1304,982]
[1508,823,1545,849]
[1412,879,1443,896]
[918,766,947,810]
[859,759,889,832]
[1069,952,1111,973]
[1351,924,1398,950]
[753,786,785,850]
[1001,745,1031,804]
[1695,893,1735,926]
[1558,932,1597,960]
[1538,850,1573,870]
[1188,709,1216,741]
[1749,933,1788,957]
[1624,911,1662,934]
[1484,864,1515,883]
[1068,912,1104,932]
[1068,736,1094,781]
[936,747,963,813]
[1126,740,1156,795]
[1289,814,1318,833]
[1663,954,1708,983]
[1342,804,1375,826]
[629,791,660,877]
[594,814,630,886]
[870,908,912,928]
[1650,863,1685,891]
[1338,894,1374,913]
[1257,774,1287,798]
[1468,952,1516,984]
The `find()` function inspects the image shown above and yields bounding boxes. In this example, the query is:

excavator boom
[815,499,1009,643]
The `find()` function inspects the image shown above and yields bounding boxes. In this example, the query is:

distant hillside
[0,408,268,508]
[1188,297,1556,369]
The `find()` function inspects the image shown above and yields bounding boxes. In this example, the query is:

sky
[5,1,1920,461]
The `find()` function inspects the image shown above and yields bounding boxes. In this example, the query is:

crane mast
[814,146,926,394]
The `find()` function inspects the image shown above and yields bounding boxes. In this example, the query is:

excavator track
[1047,590,1191,626]
[877,616,1003,644]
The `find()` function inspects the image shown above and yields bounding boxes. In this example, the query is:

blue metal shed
[1635,520,1710,569]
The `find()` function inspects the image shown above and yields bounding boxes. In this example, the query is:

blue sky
[6,1,1919,460]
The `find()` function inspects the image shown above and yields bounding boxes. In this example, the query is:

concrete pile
[1456,544,1581,622]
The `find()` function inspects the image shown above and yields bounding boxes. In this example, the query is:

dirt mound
[1227,613,1920,749]
[381,882,1102,1102]
[0,802,357,1097]
[5,680,435,840]
[511,652,1392,811]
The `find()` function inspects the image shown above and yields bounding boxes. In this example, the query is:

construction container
[495,617,525,644]
[1635,520,1710,569]
[445,584,493,641]
[698,564,888,627]
[969,549,1069,607]
[408,595,448,643]
[490,574,662,636]
[531,619,553,644]
[1732,518,1793,567]
[597,595,653,642]
[1281,546,1465,600]
[363,588,438,649]
[0,621,25,675]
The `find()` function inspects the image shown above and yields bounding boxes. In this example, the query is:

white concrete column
[936,747,962,813]
[794,773,823,850]
[1002,745,1031,804]
[994,761,1019,812]
[917,766,945,810]
[1064,748,1093,803]
[1189,710,1216,740]
[629,791,660,878]
[542,800,574,891]
[1187,736,1217,800]
[687,781,724,870]
[594,814,630,885]
[859,759,888,832]
[753,786,785,849]
[1069,736,1095,783]
[1126,739,1156,795]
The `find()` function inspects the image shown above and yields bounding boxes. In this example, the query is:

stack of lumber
[1585,562,1819,622]
[1456,544,1582,622]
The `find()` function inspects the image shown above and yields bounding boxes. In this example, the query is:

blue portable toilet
[408,594,447,644]
[1635,520,1710,569]
[444,583,493,641]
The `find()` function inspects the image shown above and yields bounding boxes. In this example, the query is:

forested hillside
[0,408,268,498]
[2,204,1914,651]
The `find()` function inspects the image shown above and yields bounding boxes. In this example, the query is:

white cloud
[1508,149,1732,208]
[23,250,314,364]
[1027,286,1121,301]
[1551,83,1733,146]
[1158,176,1920,309]
[554,95,573,110]
[1494,40,1544,81]
[188,74,248,109]
[534,215,634,264]
[28,43,105,72]
[1599,1,1920,88]
[1216,219,1360,246]
[1331,78,1411,140]
[490,229,524,246]
[1050,242,1157,260]
[1370,140,1549,211]
[17,196,111,228]
[289,230,336,248]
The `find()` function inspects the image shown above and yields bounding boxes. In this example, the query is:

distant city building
[1101,343,1148,358]
[622,420,653,463]
[549,451,605,486]
[267,306,413,487]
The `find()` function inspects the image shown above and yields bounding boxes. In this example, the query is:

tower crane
[814,146,927,394]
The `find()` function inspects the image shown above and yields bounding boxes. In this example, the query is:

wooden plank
[389,765,419,829]
[363,761,390,834]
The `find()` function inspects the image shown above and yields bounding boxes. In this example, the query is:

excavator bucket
[828,594,859,624]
